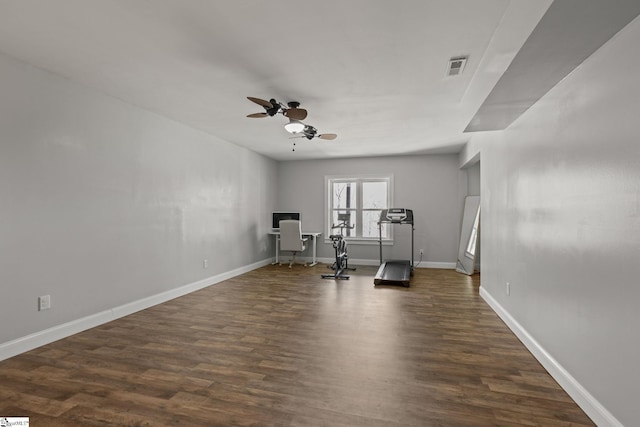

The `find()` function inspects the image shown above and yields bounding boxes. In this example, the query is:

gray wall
[0,52,278,346]
[276,155,465,266]
[466,161,480,196]
[461,15,640,427]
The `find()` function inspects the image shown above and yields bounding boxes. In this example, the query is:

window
[325,175,393,242]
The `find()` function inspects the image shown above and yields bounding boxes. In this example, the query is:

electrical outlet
[419,249,424,255]
[203,259,208,269]
[38,295,51,311]
[506,282,510,296]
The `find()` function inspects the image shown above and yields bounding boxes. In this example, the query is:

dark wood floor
[0,265,594,426]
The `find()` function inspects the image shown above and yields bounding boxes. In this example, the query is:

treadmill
[374,208,414,287]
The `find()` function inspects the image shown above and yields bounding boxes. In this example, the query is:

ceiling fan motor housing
[304,125,317,139]
[264,98,279,116]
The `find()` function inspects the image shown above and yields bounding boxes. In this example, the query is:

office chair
[279,220,308,268]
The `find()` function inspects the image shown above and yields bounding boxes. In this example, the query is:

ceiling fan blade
[247,97,273,108]
[283,108,308,120]
[247,112,268,118]
[318,133,337,140]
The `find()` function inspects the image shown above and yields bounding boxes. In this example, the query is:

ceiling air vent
[447,56,468,77]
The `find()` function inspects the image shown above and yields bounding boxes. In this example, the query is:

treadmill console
[380,208,414,224]
[386,208,407,221]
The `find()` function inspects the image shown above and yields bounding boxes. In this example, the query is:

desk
[268,231,321,267]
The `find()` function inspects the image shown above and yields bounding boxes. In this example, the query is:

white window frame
[324,174,394,244]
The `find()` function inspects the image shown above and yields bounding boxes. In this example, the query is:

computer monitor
[272,212,300,229]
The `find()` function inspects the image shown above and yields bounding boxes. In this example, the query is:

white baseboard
[416,261,456,269]
[0,258,273,362]
[480,286,621,427]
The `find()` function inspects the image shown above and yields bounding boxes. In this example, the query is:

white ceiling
[0,1,567,160]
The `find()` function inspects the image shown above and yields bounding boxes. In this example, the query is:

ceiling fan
[246,96,336,150]
[290,124,337,140]
[288,124,337,151]
[246,97,308,120]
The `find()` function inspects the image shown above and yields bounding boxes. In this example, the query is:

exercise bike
[322,214,356,280]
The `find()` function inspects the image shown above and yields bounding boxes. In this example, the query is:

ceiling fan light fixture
[284,119,305,134]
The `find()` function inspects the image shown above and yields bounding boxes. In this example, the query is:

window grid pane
[362,181,388,209]
[362,210,384,238]
[332,182,356,209]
